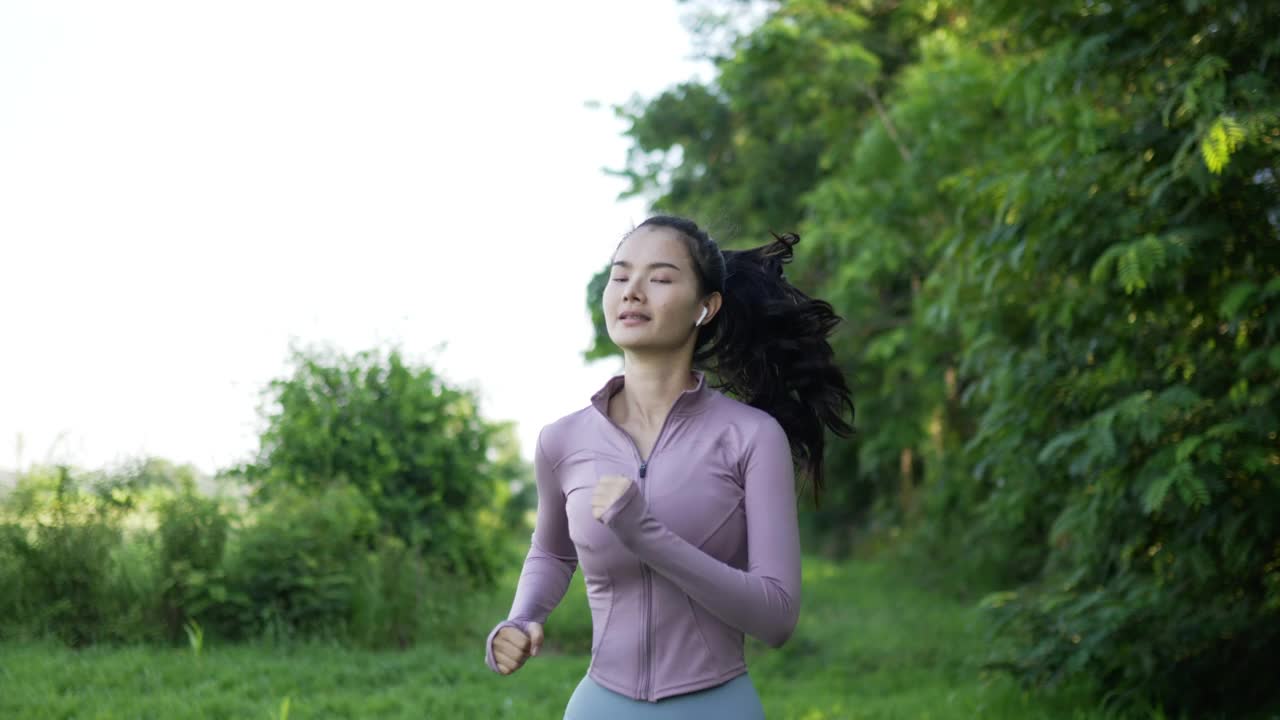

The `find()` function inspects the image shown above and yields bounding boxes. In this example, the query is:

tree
[597,0,1280,712]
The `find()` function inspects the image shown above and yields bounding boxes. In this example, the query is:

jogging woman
[484,215,854,718]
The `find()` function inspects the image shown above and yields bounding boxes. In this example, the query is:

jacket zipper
[597,403,679,701]
[636,451,656,699]
[641,564,652,699]
[638,460,650,696]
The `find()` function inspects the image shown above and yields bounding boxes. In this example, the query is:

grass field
[0,555,1116,719]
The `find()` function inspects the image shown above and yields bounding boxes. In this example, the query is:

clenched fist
[592,474,634,520]
[490,621,543,675]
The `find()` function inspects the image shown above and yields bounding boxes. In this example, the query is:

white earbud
[695,306,708,327]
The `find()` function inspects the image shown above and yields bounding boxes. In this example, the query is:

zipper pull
[639,461,647,479]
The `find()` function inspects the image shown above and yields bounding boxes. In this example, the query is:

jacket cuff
[599,480,644,531]
[484,618,529,674]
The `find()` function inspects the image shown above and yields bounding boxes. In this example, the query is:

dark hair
[621,214,855,507]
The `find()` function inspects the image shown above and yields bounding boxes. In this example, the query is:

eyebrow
[611,260,683,272]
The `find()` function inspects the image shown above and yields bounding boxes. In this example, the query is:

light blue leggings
[562,672,765,719]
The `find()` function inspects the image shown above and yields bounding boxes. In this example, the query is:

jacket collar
[591,368,712,419]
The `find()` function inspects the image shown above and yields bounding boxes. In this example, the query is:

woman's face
[603,226,705,353]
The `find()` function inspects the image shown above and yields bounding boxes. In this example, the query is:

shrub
[2,466,130,645]
[225,344,517,587]
[224,482,377,641]
[154,484,237,642]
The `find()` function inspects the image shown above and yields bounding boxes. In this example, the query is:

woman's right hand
[490,621,544,675]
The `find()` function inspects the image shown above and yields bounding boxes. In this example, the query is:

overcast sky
[0,1,712,475]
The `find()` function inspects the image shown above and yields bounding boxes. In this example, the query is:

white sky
[0,1,712,475]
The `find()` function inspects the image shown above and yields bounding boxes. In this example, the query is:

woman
[484,215,854,718]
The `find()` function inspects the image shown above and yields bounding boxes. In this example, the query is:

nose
[621,276,644,303]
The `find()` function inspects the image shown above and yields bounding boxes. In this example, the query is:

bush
[0,522,24,639]
[225,344,518,587]
[224,482,377,641]
[2,466,133,645]
[154,484,237,642]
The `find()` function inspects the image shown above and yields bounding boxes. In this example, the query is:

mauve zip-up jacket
[484,368,802,702]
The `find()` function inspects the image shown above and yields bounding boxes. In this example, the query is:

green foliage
[582,261,619,363]
[0,466,133,645]
[155,485,236,642]
[227,343,513,586]
[0,346,530,649]
[347,533,485,650]
[0,461,518,650]
[183,618,204,657]
[223,482,377,641]
[932,2,1279,713]
[350,534,424,649]
[604,0,1280,713]
[0,522,25,637]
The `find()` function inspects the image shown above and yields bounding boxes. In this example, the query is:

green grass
[0,555,1119,719]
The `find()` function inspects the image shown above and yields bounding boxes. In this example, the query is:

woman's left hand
[592,474,634,520]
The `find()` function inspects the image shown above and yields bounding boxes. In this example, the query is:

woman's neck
[614,361,697,430]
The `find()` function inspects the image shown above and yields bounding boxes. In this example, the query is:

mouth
[619,312,651,324]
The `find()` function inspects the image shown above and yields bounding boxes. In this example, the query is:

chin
[614,339,682,355]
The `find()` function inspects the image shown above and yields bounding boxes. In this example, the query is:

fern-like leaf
[1201,115,1245,174]
[1142,471,1177,514]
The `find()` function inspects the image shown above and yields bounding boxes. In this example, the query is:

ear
[698,292,723,326]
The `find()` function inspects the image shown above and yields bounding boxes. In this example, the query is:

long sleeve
[484,428,578,673]
[599,416,801,648]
